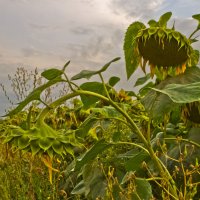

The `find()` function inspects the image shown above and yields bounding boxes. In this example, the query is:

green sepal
[52,140,63,155]
[38,137,53,151]
[30,140,40,156]
[158,12,172,28]
[17,135,30,149]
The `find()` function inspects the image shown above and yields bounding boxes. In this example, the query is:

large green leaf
[71,57,120,80]
[158,12,172,27]
[80,82,104,108]
[151,81,200,103]
[124,22,146,79]
[142,67,200,121]
[41,68,63,80]
[74,139,112,171]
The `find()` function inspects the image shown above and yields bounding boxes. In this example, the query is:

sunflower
[124,12,198,80]
[136,27,192,78]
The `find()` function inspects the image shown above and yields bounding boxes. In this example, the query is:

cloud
[65,24,123,67]
[29,23,50,31]
[21,47,40,57]
[109,0,164,19]
[70,27,94,35]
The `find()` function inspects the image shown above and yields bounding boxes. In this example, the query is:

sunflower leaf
[124,22,146,79]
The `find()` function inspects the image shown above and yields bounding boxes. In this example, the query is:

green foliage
[1,11,200,200]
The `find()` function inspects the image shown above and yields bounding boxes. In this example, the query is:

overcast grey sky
[0,0,200,115]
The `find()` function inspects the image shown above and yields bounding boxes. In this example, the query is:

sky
[0,0,200,115]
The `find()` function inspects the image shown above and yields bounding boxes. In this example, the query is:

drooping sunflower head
[124,12,200,80]
[136,27,192,77]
